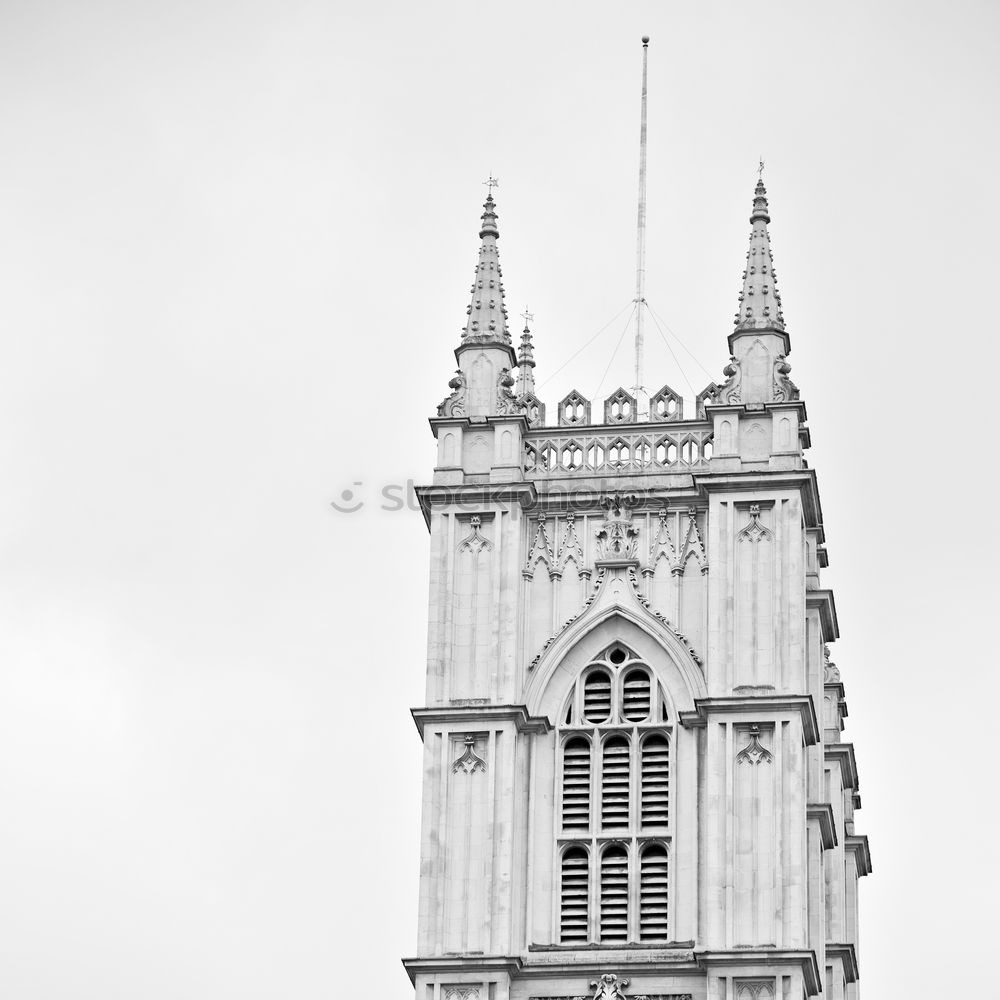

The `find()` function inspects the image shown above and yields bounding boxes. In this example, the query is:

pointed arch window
[556,643,673,945]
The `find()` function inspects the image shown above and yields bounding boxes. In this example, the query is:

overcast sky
[1,1,998,997]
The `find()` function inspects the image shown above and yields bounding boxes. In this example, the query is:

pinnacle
[517,314,537,397]
[462,192,511,345]
[733,178,785,332]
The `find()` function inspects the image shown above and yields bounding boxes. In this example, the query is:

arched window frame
[555,642,674,945]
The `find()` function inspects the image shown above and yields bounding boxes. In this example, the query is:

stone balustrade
[523,422,714,477]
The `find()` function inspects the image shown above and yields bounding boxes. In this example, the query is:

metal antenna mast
[633,36,650,415]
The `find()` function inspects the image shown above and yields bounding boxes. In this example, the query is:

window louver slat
[622,668,652,721]
[560,848,590,943]
[601,737,630,828]
[562,738,591,829]
[639,844,669,940]
[641,734,670,826]
[583,670,612,723]
[600,846,629,943]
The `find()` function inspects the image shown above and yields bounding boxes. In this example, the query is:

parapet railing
[523,422,714,477]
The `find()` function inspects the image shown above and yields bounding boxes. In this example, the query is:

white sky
[1,1,997,996]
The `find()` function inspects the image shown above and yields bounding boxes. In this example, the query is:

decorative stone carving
[589,974,630,1000]
[646,507,678,574]
[604,387,637,424]
[738,504,772,543]
[650,383,683,421]
[696,382,720,418]
[824,643,841,683]
[558,389,591,426]
[458,515,492,555]
[437,370,467,417]
[679,506,708,574]
[558,512,587,574]
[524,513,556,578]
[772,354,799,402]
[533,996,690,1000]
[595,493,640,560]
[719,355,742,404]
[451,735,486,774]
[736,724,773,765]
[518,391,545,427]
[445,988,480,1000]
[735,984,774,1000]
[496,367,519,415]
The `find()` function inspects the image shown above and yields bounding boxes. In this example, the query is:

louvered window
[639,843,669,940]
[562,737,591,829]
[601,736,630,828]
[560,847,590,943]
[583,669,612,722]
[556,643,672,945]
[600,845,629,943]
[640,733,670,826]
[622,667,651,721]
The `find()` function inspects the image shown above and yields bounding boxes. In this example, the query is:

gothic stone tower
[404,184,871,1000]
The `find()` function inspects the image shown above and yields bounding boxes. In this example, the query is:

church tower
[404,179,871,1000]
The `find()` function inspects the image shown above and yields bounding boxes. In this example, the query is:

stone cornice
[806,590,839,641]
[695,949,820,996]
[680,695,820,745]
[846,834,873,876]
[523,943,698,975]
[411,704,552,738]
[826,943,859,983]
[807,802,838,849]
[692,469,823,530]
[825,742,859,791]
[415,481,538,528]
[402,955,522,984]
[429,412,531,437]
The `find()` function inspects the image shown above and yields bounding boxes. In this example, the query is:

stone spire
[516,312,536,397]
[462,191,511,345]
[733,179,786,333]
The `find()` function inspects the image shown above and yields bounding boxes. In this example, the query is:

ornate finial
[758,157,765,179]
[521,306,534,330]
[483,174,499,193]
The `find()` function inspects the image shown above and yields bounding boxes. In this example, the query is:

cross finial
[520,306,534,327]
[758,158,765,179]
[483,174,499,193]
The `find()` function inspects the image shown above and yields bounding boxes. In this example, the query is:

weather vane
[483,174,499,193]
[521,306,534,326]
[758,158,765,179]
